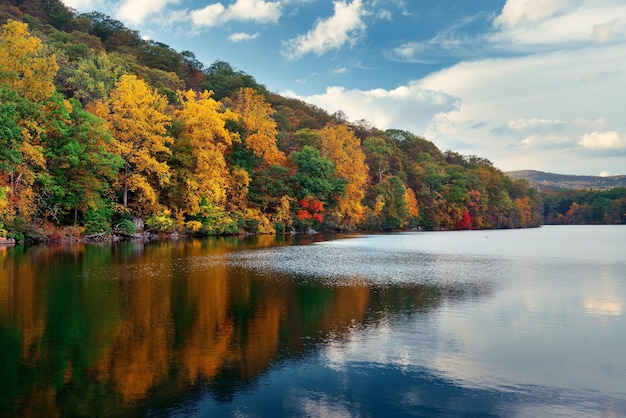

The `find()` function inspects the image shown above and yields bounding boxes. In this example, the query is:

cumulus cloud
[281,0,367,59]
[191,0,281,28]
[229,32,260,42]
[578,131,626,150]
[116,0,180,25]
[282,82,460,134]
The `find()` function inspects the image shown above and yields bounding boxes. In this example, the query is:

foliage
[543,188,626,225]
[146,210,175,233]
[0,15,548,240]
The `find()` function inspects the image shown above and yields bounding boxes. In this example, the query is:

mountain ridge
[507,170,626,191]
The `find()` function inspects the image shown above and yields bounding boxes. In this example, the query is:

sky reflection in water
[1,227,625,417]
[208,227,626,417]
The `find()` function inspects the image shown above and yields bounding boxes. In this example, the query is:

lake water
[1,226,625,417]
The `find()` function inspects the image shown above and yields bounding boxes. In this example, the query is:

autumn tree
[229,87,286,167]
[369,176,410,231]
[171,89,237,218]
[0,21,59,233]
[317,124,368,230]
[0,20,58,102]
[89,74,172,215]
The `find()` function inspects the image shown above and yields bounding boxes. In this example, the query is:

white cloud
[281,0,367,59]
[60,0,100,10]
[520,134,573,150]
[578,131,626,150]
[410,39,626,173]
[116,0,180,25]
[333,67,349,74]
[492,0,626,47]
[493,0,577,30]
[191,0,281,28]
[376,9,392,21]
[229,32,260,42]
[593,19,626,44]
[191,4,226,27]
[282,83,459,134]
[501,118,566,134]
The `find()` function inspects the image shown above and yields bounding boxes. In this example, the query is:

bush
[146,210,175,233]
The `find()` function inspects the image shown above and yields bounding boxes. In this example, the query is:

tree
[229,87,286,167]
[372,176,410,231]
[318,124,368,230]
[41,98,123,225]
[363,136,393,184]
[0,20,59,102]
[202,60,262,101]
[290,145,346,206]
[171,89,237,217]
[0,21,58,230]
[88,74,172,215]
[58,52,127,105]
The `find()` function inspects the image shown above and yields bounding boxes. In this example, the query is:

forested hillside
[0,0,543,243]
[507,170,626,191]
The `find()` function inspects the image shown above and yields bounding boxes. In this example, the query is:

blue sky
[60,0,626,176]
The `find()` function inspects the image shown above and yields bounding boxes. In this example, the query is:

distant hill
[507,170,626,191]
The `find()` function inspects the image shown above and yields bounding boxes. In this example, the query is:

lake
[1,225,625,417]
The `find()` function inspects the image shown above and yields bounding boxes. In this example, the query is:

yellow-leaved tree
[173,89,238,217]
[0,20,58,102]
[318,124,368,230]
[230,87,286,166]
[88,74,172,215]
[0,20,59,225]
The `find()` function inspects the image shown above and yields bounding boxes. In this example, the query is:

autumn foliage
[0,17,546,241]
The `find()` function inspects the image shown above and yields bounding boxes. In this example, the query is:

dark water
[1,226,625,417]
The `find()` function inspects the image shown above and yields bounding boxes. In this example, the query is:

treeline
[0,4,543,242]
[543,188,626,225]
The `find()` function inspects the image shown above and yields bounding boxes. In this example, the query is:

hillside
[0,2,544,242]
[507,170,626,191]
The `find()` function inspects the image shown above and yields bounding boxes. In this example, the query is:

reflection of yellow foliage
[179,262,232,383]
[239,302,282,379]
[95,266,173,401]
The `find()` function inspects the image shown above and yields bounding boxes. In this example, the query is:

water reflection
[1,228,625,417]
[0,237,478,417]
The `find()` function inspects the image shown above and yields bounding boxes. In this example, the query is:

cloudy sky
[60,0,626,176]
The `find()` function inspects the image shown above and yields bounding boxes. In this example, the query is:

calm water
[1,226,625,417]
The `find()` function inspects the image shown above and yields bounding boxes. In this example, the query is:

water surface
[1,226,625,417]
